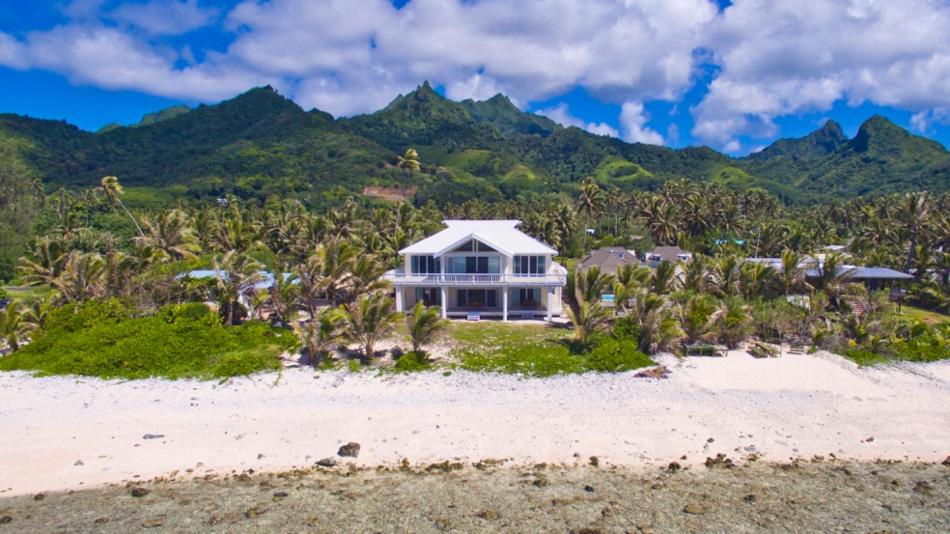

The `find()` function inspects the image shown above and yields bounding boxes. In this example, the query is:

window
[452,239,497,253]
[447,256,500,274]
[457,289,497,308]
[415,287,441,306]
[514,256,546,275]
[410,255,440,274]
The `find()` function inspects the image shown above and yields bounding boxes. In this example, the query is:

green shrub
[460,337,653,377]
[843,348,889,366]
[347,360,361,373]
[393,351,432,372]
[585,338,653,372]
[0,300,298,379]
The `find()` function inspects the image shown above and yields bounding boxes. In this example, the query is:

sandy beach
[1,350,948,497]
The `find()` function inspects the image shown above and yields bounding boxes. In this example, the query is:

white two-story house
[383,220,567,321]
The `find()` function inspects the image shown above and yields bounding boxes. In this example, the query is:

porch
[395,285,561,321]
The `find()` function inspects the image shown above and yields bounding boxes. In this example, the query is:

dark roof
[579,247,644,272]
[804,266,913,280]
[649,246,690,263]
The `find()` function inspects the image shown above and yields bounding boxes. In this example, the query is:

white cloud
[0,25,267,101]
[110,0,217,36]
[619,101,664,145]
[0,0,948,150]
[911,107,950,133]
[692,0,950,147]
[535,103,619,138]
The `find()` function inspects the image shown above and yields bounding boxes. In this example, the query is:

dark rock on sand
[316,457,338,467]
[0,516,11,524]
[589,456,599,467]
[73,460,84,466]
[667,462,682,473]
[338,442,361,458]
[33,493,45,501]
[683,502,706,514]
[141,517,164,528]
[142,434,165,440]
[584,485,595,492]
[913,481,934,495]
[705,454,735,469]
[130,487,150,498]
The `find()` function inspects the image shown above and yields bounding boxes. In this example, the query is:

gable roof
[579,247,645,272]
[399,220,557,256]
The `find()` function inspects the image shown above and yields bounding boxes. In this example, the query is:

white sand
[1,350,948,496]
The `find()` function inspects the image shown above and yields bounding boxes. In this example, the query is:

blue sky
[1,1,948,154]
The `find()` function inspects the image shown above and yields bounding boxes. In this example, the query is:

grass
[899,305,949,325]
[1,285,54,302]
[0,300,299,379]
[451,321,653,377]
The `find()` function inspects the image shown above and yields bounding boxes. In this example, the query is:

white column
[546,287,554,322]
[395,287,404,312]
[440,286,448,318]
[502,288,508,322]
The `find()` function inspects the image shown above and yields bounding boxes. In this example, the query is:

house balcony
[382,270,567,287]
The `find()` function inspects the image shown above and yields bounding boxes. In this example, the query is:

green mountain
[741,116,949,196]
[0,83,946,208]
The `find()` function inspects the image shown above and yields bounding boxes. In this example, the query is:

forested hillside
[0,82,947,213]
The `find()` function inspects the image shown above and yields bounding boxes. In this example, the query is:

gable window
[514,256,546,275]
[410,255,440,274]
[452,239,497,253]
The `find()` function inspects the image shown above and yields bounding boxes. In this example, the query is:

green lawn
[899,305,949,325]
[1,285,53,302]
[449,321,568,350]
[450,321,653,377]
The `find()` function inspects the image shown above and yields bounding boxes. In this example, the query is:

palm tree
[613,263,651,312]
[629,290,680,354]
[17,237,68,288]
[53,251,105,303]
[650,260,676,294]
[739,261,773,300]
[680,254,710,294]
[267,265,300,328]
[776,249,808,295]
[641,196,681,245]
[676,293,718,346]
[212,251,264,325]
[574,266,613,306]
[900,192,934,272]
[0,300,33,352]
[576,177,605,251]
[714,297,751,349]
[564,301,611,350]
[810,252,860,311]
[303,307,347,365]
[99,176,144,237]
[343,293,401,358]
[710,255,741,297]
[397,148,421,172]
[135,209,200,261]
[406,301,447,354]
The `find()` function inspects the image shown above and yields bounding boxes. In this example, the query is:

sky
[0,0,948,155]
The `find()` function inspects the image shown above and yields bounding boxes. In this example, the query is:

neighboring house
[383,220,567,320]
[646,246,692,267]
[743,257,913,290]
[578,247,646,305]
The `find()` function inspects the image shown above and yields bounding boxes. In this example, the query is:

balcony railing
[383,271,566,286]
